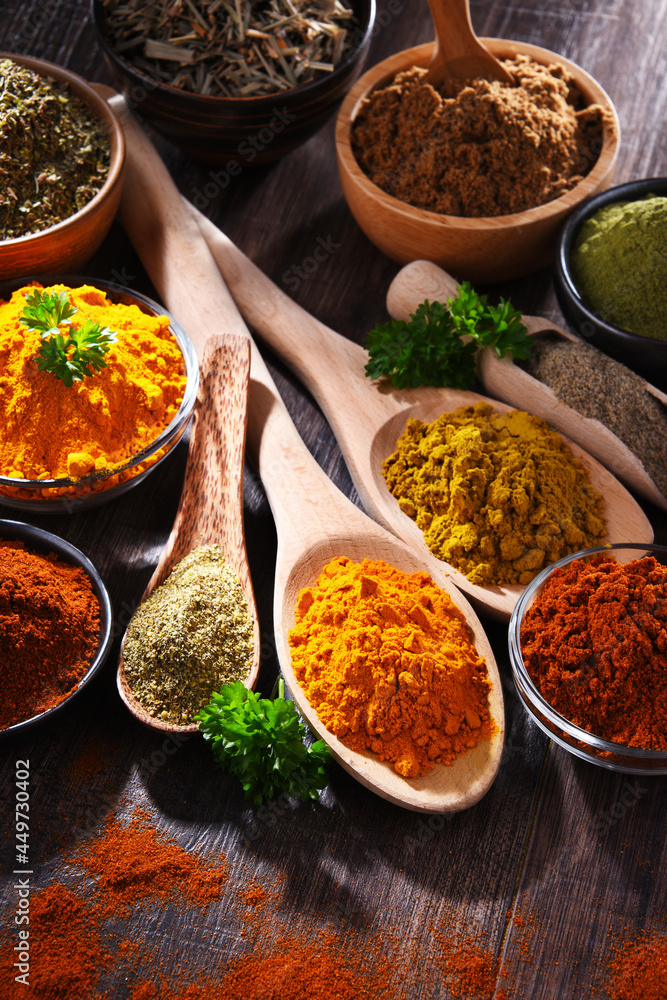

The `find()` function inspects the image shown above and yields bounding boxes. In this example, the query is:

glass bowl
[0,276,199,513]
[508,542,667,774]
[0,518,113,741]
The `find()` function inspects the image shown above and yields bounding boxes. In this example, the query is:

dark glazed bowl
[91,0,376,166]
[0,53,125,282]
[0,519,113,741]
[554,177,667,390]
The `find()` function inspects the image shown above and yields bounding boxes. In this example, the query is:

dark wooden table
[1,1,666,998]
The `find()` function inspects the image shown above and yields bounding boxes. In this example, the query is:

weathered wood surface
[1,0,666,997]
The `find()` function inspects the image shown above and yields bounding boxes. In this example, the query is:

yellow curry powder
[0,283,186,488]
[289,556,494,778]
[382,402,606,587]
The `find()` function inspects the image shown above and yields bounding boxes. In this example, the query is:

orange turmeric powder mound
[289,556,494,778]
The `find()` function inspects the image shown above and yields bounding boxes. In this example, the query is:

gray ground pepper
[522,334,667,498]
[123,545,254,726]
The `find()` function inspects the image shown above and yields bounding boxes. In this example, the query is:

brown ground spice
[351,55,615,217]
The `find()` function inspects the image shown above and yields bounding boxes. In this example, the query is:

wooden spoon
[99,89,505,809]
[247,336,505,813]
[424,0,513,87]
[95,88,261,733]
[387,259,667,513]
[190,207,655,622]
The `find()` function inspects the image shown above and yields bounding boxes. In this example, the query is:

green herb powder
[123,545,254,726]
[0,59,111,240]
[570,194,667,342]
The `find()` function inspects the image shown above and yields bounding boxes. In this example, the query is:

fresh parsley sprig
[20,288,118,388]
[196,678,330,805]
[364,282,532,390]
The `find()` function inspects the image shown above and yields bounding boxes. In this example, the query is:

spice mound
[570,194,667,342]
[289,555,494,778]
[0,540,100,729]
[100,0,358,99]
[123,545,254,726]
[382,401,606,587]
[351,55,614,217]
[521,333,667,499]
[0,59,110,240]
[520,553,667,749]
[0,283,187,496]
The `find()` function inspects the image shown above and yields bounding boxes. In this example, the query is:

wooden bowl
[91,0,376,166]
[0,53,125,282]
[335,40,620,283]
[554,176,667,390]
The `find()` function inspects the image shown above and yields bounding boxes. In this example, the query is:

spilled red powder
[241,879,269,908]
[606,931,667,1000]
[78,811,229,913]
[0,884,110,999]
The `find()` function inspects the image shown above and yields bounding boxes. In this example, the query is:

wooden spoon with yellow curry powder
[98,89,505,812]
[188,208,654,623]
[92,88,261,734]
[386,259,667,514]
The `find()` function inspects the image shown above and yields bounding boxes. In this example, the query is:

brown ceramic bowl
[0,53,125,282]
[91,0,376,166]
[335,40,620,284]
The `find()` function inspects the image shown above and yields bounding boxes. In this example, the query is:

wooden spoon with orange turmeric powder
[101,88,505,811]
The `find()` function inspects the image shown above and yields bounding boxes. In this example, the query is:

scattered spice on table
[520,553,667,748]
[351,55,615,217]
[76,810,230,914]
[0,59,110,240]
[0,539,100,729]
[100,0,358,98]
[382,401,606,587]
[123,545,254,725]
[570,194,667,342]
[521,333,667,498]
[0,283,187,495]
[606,930,667,1000]
[289,555,494,778]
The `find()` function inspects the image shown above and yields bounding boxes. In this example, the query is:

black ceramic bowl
[554,177,667,390]
[0,519,113,741]
[91,0,376,166]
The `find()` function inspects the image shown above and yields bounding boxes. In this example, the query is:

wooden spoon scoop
[247,337,505,813]
[190,207,654,622]
[387,259,667,513]
[95,88,261,733]
[425,0,513,87]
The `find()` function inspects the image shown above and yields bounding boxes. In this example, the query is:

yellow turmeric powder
[0,283,187,492]
[289,555,494,778]
[382,402,606,587]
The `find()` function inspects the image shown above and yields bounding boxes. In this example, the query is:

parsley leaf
[364,281,532,389]
[196,678,330,805]
[21,288,118,387]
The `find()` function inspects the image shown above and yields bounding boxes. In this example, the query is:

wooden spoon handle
[386,259,460,321]
[147,334,251,592]
[425,0,513,85]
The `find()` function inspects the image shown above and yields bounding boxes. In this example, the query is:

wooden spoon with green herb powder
[387,259,667,513]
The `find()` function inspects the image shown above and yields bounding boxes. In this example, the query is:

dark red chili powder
[0,540,100,729]
[606,931,667,1000]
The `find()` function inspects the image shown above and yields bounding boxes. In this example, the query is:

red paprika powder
[520,553,667,748]
[0,540,100,729]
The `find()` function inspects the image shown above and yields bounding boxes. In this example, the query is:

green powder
[570,194,667,341]
[123,545,254,726]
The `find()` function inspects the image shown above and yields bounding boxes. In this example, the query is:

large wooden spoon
[96,89,261,733]
[247,336,505,813]
[191,208,654,622]
[387,259,667,513]
[100,89,505,809]
[424,0,513,87]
